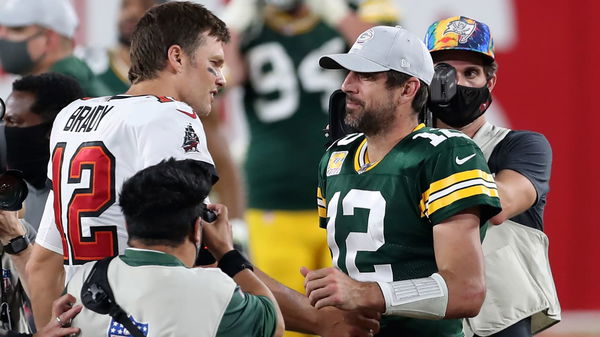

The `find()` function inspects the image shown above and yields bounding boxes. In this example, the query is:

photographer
[65,159,284,337]
[0,205,80,336]
[425,16,560,337]
[2,73,84,229]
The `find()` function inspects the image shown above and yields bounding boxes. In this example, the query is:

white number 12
[327,190,393,282]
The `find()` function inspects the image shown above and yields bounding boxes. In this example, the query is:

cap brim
[320,53,389,73]
[430,48,495,64]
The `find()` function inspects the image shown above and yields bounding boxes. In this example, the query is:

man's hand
[301,266,384,312]
[34,293,82,337]
[317,306,380,337]
[0,210,26,244]
[201,204,234,260]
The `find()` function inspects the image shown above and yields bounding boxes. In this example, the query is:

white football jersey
[36,95,214,278]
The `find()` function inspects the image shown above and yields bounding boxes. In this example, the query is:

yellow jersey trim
[424,185,499,216]
[419,169,497,217]
[317,187,327,218]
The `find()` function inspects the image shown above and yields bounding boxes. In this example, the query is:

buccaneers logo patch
[182,123,200,153]
[444,19,476,44]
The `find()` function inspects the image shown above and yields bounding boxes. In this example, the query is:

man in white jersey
[66,158,284,337]
[25,1,230,328]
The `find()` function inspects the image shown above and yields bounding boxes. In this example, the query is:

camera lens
[0,170,28,211]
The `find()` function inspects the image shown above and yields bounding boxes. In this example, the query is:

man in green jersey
[303,25,502,337]
[0,0,111,97]
[220,3,397,336]
[66,159,284,337]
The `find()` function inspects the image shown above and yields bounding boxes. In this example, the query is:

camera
[195,205,218,266]
[0,170,28,211]
[429,63,458,104]
[201,206,216,222]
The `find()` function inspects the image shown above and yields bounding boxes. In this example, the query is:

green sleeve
[216,287,278,337]
[420,137,502,226]
[317,152,329,229]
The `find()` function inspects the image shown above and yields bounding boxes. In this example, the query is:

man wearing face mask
[0,0,111,97]
[425,16,561,337]
[3,73,84,229]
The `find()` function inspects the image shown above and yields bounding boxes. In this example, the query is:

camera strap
[81,257,145,337]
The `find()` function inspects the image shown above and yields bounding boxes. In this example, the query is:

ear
[487,73,497,92]
[400,77,420,101]
[189,218,202,245]
[166,45,185,74]
[44,30,61,50]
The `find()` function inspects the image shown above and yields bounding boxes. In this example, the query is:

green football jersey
[242,17,346,210]
[317,125,501,336]
[50,55,113,97]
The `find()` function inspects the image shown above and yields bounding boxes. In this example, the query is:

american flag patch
[107,316,148,337]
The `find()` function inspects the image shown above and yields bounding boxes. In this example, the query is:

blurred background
[0,0,598,335]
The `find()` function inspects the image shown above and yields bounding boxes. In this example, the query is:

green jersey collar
[121,248,186,267]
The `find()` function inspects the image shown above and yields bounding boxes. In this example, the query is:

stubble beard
[345,97,397,137]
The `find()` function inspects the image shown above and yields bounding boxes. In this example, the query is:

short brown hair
[484,61,498,81]
[128,1,230,83]
[385,70,429,114]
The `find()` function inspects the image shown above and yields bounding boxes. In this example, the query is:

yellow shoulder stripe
[317,187,327,218]
[421,185,499,217]
[423,169,494,204]
[420,169,497,217]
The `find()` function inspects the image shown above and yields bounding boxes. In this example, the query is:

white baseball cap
[0,0,79,39]
[320,26,434,85]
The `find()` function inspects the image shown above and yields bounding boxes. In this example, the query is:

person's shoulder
[500,129,552,153]
[410,126,477,150]
[189,266,237,286]
[110,95,198,124]
[326,132,365,152]
[53,96,108,120]
[506,129,550,144]
[50,55,94,79]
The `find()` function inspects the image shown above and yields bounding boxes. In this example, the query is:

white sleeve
[35,189,65,255]
[136,110,214,168]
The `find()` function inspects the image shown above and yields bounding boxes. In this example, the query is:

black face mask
[429,84,492,128]
[0,31,44,75]
[5,123,51,189]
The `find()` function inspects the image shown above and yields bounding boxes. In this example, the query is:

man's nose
[341,72,357,94]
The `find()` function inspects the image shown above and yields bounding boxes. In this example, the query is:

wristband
[3,235,30,255]
[218,250,254,278]
[377,273,448,319]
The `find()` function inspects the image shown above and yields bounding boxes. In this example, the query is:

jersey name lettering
[63,105,114,133]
